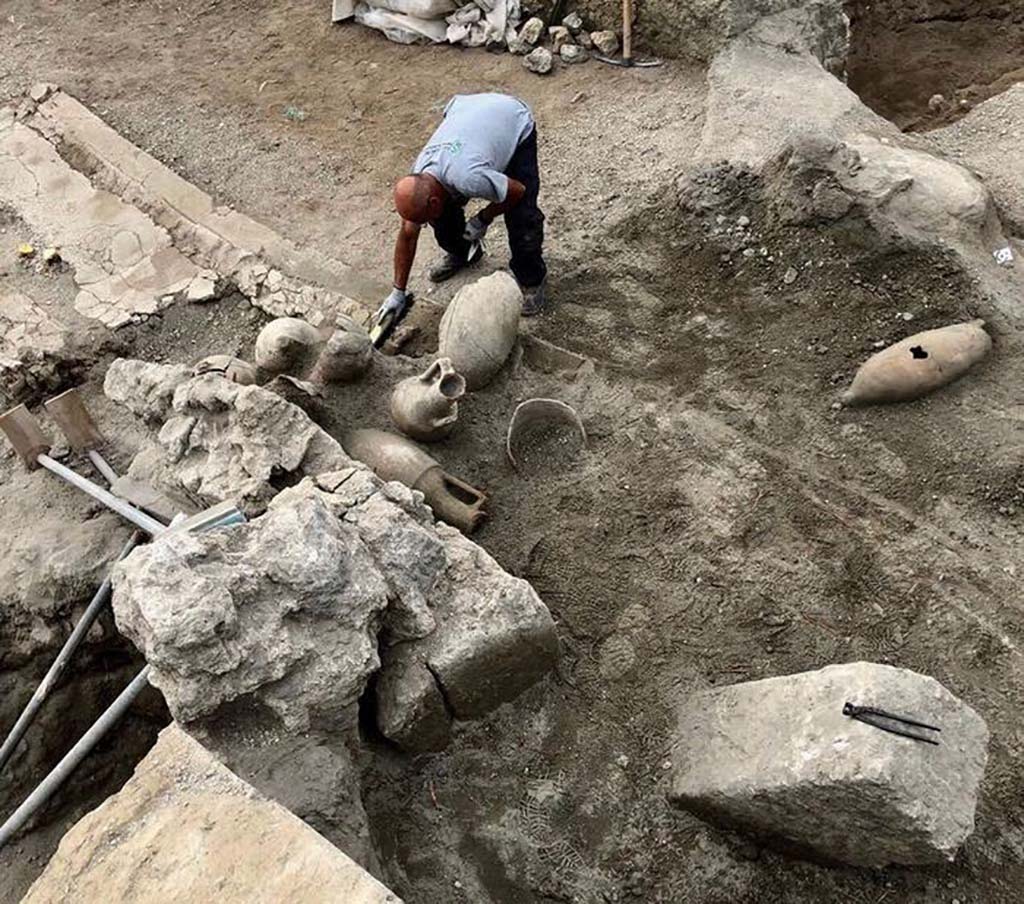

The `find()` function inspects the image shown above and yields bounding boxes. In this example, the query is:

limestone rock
[375,644,452,752]
[561,44,588,64]
[519,16,544,45]
[549,25,571,53]
[590,30,618,55]
[523,46,554,75]
[669,662,989,867]
[103,358,192,424]
[563,11,583,32]
[375,522,559,748]
[200,729,381,873]
[107,365,353,516]
[22,724,401,903]
[112,486,390,730]
[112,466,558,754]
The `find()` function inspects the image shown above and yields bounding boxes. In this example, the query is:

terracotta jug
[390,358,466,442]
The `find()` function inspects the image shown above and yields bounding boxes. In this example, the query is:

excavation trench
[0,605,167,902]
[846,0,1024,130]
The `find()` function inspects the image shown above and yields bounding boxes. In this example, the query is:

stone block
[22,724,401,903]
[669,662,989,866]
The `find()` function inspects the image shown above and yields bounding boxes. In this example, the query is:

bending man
[382,93,548,319]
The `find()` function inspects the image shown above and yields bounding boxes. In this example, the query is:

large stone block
[669,662,989,866]
[22,724,400,903]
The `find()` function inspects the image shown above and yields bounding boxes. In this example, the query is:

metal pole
[37,454,166,536]
[0,532,144,775]
[86,449,118,487]
[0,666,151,850]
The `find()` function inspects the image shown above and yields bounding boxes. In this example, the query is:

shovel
[594,0,663,68]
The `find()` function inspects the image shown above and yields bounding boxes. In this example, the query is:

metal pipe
[37,454,165,536]
[0,666,151,850]
[0,532,144,775]
[86,449,118,487]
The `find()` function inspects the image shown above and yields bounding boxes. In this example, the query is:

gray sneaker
[428,243,484,283]
[521,280,547,317]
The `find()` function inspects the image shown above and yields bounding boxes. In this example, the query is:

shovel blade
[0,404,50,469]
[44,387,104,452]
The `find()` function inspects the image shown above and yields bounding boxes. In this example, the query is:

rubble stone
[375,521,559,747]
[103,358,192,424]
[375,645,452,752]
[590,30,619,55]
[112,468,558,753]
[549,25,572,53]
[0,291,82,406]
[22,724,401,903]
[112,486,390,730]
[523,46,554,74]
[561,44,588,63]
[669,662,989,867]
[519,16,544,44]
[563,11,584,32]
[106,366,353,516]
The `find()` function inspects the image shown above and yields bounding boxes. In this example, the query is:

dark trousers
[431,128,547,288]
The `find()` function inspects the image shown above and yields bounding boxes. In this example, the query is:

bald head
[394,174,446,224]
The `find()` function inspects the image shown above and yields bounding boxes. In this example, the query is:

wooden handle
[622,0,633,61]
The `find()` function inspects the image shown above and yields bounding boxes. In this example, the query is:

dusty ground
[3,2,1024,903]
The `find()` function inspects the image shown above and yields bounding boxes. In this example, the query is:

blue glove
[463,215,489,244]
[377,287,408,322]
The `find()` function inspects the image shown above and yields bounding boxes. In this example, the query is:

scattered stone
[928,93,945,112]
[669,662,989,867]
[17,243,35,258]
[591,30,619,56]
[507,36,530,55]
[41,246,61,265]
[29,83,55,104]
[899,311,915,322]
[21,725,400,903]
[783,266,798,285]
[523,46,554,75]
[185,270,218,303]
[561,44,588,64]
[616,754,630,768]
[737,215,750,228]
[578,31,593,50]
[571,91,586,104]
[518,16,544,45]
[563,11,583,33]
[549,26,571,53]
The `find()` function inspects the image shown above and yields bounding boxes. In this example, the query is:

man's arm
[476,178,526,225]
[393,219,421,291]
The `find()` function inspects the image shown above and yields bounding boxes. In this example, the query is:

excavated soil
[846,0,1024,131]
[3,2,1024,903]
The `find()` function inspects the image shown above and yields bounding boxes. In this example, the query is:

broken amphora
[841,319,991,406]
[192,355,258,385]
[308,314,373,384]
[343,428,486,533]
[438,271,522,390]
[390,358,466,442]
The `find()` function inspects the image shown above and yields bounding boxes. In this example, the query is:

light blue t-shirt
[412,94,535,204]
